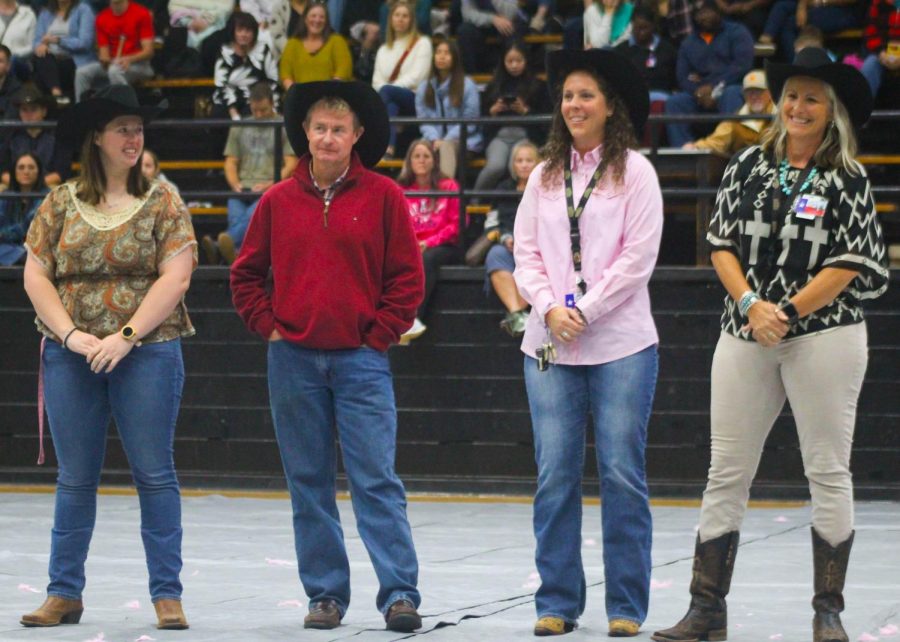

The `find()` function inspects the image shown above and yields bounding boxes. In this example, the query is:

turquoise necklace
[778,159,817,195]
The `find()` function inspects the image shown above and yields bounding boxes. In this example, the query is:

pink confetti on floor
[17,583,41,593]
[277,600,304,608]
[769,634,783,639]
[522,571,540,590]
[265,557,294,568]
[190,570,200,576]
[858,633,879,641]
[122,600,141,609]
[83,633,106,642]
[650,579,673,590]
[774,516,789,523]
[134,636,156,642]
[880,624,899,636]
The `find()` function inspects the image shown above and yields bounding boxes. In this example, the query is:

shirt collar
[569,145,603,172]
[309,162,351,195]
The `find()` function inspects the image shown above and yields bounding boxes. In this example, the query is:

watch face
[122,326,135,338]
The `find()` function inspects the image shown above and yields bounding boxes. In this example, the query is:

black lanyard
[564,153,604,296]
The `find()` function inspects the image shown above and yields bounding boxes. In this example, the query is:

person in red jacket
[229,80,425,634]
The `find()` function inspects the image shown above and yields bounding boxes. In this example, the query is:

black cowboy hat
[765,47,873,129]
[283,80,389,168]
[12,85,54,110]
[546,49,650,133]
[57,84,167,148]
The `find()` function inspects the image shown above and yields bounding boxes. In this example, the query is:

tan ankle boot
[20,596,84,627]
[154,599,189,630]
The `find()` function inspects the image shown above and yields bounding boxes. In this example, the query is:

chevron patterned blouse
[707,145,889,340]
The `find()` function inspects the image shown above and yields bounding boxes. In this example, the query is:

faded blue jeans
[267,341,420,616]
[525,345,657,626]
[41,339,185,602]
[226,195,259,250]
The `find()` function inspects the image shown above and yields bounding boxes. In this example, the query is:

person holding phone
[474,40,548,193]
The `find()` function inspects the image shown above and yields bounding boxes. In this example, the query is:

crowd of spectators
[0,0,894,335]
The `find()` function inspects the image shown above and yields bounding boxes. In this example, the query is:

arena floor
[1,489,897,641]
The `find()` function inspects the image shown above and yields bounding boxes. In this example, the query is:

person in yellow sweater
[682,69,774,157]
[279,2,352,88]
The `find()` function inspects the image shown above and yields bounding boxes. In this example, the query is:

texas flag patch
[794,194,828,220]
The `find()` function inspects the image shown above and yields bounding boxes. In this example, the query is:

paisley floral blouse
[25,180,198,344]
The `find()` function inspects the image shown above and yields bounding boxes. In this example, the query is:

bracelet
[62,327,77,349]
[738,290,761,317]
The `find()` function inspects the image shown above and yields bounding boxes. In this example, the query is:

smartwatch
[779,302,799,325]
[121,325,139,342]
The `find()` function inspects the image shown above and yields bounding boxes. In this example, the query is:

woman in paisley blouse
[653,48,888,642]
[19,85,197,631]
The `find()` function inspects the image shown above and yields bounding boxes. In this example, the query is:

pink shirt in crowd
[513,146,664,366]
[403,178,461,248]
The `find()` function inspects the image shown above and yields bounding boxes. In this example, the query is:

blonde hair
[508,139,539,181]
[385,0,419,48]
[760,77,859,175]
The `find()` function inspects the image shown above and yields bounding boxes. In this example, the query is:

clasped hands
[67,330,139,373]
[742,300,789,347]
[545,306,586,345]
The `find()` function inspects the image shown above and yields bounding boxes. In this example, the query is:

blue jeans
[763,0,862,56]
[267,341,420,616]
[378,84,417,151]
[861,54,884,96]
[226,195,259,249]
[41,339,185,602]
[665,86,745,147]
[525,345,657,625]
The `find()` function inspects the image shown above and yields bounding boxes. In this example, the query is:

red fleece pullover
[230,153,424,351]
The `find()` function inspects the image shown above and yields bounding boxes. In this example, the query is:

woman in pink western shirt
[513,49,663,638]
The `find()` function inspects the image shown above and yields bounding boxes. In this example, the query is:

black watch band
[780,302,799,324]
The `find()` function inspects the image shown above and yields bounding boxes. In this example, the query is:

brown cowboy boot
[812,528,853,642]
[154,598,189,630]
[651,531,740,642]
[20,596,84,627]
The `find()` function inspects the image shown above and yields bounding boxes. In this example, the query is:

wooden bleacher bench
[485,33,562,46]
[190,206,227,216]
[141,77,215,89]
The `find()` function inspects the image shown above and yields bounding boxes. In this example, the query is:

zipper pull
[323,200,330,228]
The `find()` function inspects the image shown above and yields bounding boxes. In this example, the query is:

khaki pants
[698,323,868,547]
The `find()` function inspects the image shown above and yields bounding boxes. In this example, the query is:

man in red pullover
[230,81,424,633]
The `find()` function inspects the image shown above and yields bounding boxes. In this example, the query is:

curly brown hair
[540,71,637,190]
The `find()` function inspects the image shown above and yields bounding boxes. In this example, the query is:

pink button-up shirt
[513,146,664,365]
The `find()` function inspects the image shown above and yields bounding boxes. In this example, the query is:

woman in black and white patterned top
[653,47,888,642]
[211,11,278,120]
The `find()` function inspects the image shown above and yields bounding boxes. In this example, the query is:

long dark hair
[540,70,636,190]
[425,35,465,109]
[397,138,451,210]
[47,0,78,20]
[292,1,333,40]
[7,152,45,220]
[76,121,150,205]
[492,40,534,89]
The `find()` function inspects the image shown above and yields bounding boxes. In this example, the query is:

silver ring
[561,331,570,339]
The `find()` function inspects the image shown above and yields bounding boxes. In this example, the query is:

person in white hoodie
[0,0,36,79]
[372,0,431,158]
